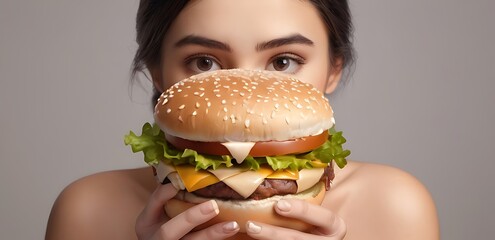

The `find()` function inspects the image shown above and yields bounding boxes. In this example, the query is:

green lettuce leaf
[124,123,350,170]
[124,123,165,165]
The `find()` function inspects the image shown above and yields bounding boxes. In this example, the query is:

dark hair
[131,0,355,104]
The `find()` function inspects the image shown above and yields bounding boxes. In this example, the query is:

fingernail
[200,200,219,215]
[246,221,262,233]
[222,221,239,233]
[276,200,291,212]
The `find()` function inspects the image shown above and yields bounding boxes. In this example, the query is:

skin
[45,0,439,239]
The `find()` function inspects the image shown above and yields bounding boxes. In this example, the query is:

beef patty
[193,165,335,200]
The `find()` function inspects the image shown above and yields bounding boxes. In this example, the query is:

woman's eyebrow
[256,34,314,51]
[174,35,231,51]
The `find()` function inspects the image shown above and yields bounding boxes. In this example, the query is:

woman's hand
[246,199,346,240]
[135,184,240,240]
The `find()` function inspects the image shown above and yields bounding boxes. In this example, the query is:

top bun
[154,69,334,142]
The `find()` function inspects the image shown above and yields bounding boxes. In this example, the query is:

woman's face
[154,0,341,93]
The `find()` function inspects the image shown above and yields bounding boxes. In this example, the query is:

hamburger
[125,69,350,236]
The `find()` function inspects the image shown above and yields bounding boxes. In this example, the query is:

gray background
[0,0,493,239]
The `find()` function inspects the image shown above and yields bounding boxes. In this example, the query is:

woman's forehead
[164,0,327,48]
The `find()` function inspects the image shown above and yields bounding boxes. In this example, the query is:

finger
[274,199,346,237]
[154,200,220,240]
[138,184,179,226]
[182,221,240,240]
[246,221,321,240]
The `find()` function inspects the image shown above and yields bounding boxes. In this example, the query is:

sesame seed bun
[154,69,334,142]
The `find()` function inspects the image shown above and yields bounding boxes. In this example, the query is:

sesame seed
[161,98,168,105]
[195,102,200,108]
[192,111,197,116]
[244,119,250,128]
[178,116,183,122]
[166,108,171,114]
[221,99,227,105]
[178,104,185,110]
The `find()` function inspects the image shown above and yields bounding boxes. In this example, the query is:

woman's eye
[186,56,221,73]
[266,55,304,73]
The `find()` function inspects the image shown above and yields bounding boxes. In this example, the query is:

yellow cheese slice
[266,169,299,180]
[310,160,328,168]
[175,165,220,192]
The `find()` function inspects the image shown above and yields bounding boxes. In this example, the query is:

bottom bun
[164,181,326,236]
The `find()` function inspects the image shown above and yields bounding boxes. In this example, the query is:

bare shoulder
[325,161,440,240]
[45,168,156,240]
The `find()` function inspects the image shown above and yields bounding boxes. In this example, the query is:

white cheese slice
[208,167,247,181]
[222,168,273,198]
[154,161,177,183]
[168,172,186,190]
[296,168,325,193]
[220,142,256,164]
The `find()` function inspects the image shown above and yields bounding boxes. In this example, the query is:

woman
[46,0,439,239]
